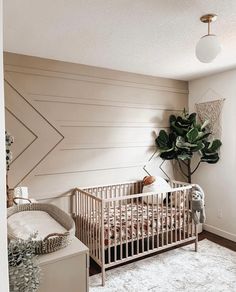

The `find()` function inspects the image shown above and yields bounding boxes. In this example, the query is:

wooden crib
[72,180,197,286]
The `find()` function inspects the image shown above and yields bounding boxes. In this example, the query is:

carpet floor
[90,239,236,292]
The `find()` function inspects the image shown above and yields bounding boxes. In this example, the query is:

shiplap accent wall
[4,52,188,210]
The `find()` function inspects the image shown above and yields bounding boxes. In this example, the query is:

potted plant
[8,235,40,292]
[155,110,222,183]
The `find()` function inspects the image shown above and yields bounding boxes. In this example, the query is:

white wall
[189,69,236,242]
[0,0,9,290]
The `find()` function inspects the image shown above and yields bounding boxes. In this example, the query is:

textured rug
[90,240,236,292]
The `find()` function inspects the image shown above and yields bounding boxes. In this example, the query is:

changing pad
[8,210,67,240]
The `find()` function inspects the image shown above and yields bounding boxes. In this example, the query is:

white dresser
[38,237,89,292]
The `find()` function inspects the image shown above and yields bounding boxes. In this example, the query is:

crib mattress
[79,203,192,246]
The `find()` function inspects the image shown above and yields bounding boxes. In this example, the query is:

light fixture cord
[208,20,211,35]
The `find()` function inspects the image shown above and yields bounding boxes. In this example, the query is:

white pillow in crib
[8,211,67,241]
[142,176,172,204]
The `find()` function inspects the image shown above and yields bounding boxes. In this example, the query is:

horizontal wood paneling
[4,52,188,91]
[4,52,188,201]
[60,126,157,149]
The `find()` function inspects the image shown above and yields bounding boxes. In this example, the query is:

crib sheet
[80,202,192,246]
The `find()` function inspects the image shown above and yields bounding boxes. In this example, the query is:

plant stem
[191,160,201,175]
[187,159,191,183]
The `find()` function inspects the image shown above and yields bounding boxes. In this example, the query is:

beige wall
[4,52,188,209]
[0,0,9,290]
[189,69,236,242]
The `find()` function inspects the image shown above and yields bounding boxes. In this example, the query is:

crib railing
[73,180,197,286]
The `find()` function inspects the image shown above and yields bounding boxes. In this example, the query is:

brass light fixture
[196,14,221,63]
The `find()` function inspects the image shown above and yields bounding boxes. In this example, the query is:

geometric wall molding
[5,107,38,164]
[4,77,64,187]
[4,52,187,203]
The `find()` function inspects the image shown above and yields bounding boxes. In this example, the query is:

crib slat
[179,191,182,242]
[114,199,117,262]
[101,200,105,285]
[156,193,159,249]
[141,196,144,253]
[98,199,101,261]
[175,191,177,242]
[90,197,93,256]
[161,193,164,247]
[125,199,128,258]
[166,192,168,245]
[152,194,154,250]
[91,197,93,253]
[131,197,134,257]
[85,194,88,246]
[87,197,91,249]
[170,191,173,244]
[183,189,186,240]
[79,191,82,241]
[136,197,139,255]
[74,190,78,237]
[108,201,110,264]
[80,192,82,242]
[88,196,91,249]
[147,195,149,252]
[95,199,97,258]
[75,190,78,237]
[191,196,194,238]
[119,200,122,260]
[82,192,84,243]
[187,189,190,238]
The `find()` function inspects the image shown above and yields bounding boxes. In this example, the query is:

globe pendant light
[196,14,221,63]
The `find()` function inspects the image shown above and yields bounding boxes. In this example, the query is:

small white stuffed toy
[191,184,206,224]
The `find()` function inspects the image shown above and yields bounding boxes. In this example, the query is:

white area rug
[90,240,236,292]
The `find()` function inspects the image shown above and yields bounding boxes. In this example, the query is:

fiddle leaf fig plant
[156,109,222,183]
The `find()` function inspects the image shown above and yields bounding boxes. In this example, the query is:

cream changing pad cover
[8,210,67,240]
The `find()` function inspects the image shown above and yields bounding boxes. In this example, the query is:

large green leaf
[176,136,198,149]
[156,130,169,149]
[186,128,198,143]
[191,141,205,152]
[171,122,186,136]
[177,151,193,160]
[169,115,176,124]
[188,113,197,124]
[176,116,191,128]
[169,132,177,144]
[196,132,211,141]
[208,139,222,152]
[160,150,176,160]
[201,139,222,156]
[201,153,219,164]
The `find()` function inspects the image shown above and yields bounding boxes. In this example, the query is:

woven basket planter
[7,203,75,254]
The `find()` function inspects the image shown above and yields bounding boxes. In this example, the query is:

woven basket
[7,202,75,254]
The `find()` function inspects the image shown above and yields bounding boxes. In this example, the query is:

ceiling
[3,0,236,80]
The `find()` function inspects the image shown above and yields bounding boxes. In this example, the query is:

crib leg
[102,267,105,286]
[195,224,198,252]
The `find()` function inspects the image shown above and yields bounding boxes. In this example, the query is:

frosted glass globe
[196,34,221,63]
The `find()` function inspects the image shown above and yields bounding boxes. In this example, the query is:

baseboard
[203,224,236,242]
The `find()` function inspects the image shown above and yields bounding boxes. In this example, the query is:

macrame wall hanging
[195,98,225,139]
